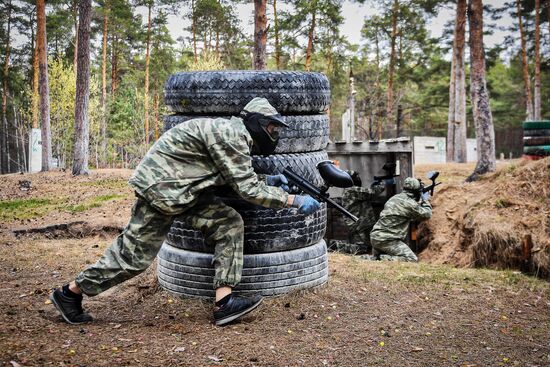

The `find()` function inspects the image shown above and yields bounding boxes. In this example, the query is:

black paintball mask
[241,111,288,155]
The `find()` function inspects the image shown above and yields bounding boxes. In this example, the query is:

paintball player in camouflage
[50,97,321,326]
[341,171,386,252]
[369,177,432,262]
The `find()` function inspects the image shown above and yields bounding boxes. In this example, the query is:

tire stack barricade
[158,71,331,299]
[523,120,550,160]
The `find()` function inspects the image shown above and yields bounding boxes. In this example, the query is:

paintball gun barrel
[283,160,359,222]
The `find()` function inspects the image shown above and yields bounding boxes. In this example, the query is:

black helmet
[240,97,288,155]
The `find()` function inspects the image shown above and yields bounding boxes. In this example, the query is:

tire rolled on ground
[522,128,550,137]
[163,114,330,154]
[157,240,329,299]
[164,71,330,115]
[167,203,327,253]
[523,136,550,146]
[522,120,550,130]
[523,145,550,156]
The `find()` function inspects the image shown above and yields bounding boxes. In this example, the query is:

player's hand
[291,195,321,215]
[266,174,290,192]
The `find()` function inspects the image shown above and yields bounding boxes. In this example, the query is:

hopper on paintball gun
[283,160,358,222]
[420,170,441,196]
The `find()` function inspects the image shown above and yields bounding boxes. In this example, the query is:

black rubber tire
[163,114,329,154]
[166,204,327,253]
[523,145,550,155]
[157,240,329,299]
[164,71,330,114]
[252,150,328,187]
[523,121,550,130]
[522,129,550,137]
[523,136,550,146]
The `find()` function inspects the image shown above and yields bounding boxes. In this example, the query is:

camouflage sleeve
[347,185,384,201]
[208,140,288,208]
[409,200,432,221]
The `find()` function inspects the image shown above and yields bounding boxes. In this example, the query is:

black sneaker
[213,294,263,326]
[50,288,93,325]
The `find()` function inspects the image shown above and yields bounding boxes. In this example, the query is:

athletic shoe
[213,294,263,326]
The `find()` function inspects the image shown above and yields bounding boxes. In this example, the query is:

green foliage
[65,194,126,213]
[0,198,56,221]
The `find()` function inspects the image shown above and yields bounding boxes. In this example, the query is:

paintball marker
[283,160,359,222]
[419,170,441,196]
[373,162,400,182]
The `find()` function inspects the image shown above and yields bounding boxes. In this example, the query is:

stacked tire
[523,120,550,159]
[158,71,332,299]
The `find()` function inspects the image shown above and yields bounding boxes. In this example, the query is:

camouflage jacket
[129,116,289,215]
[342,182,385,227]
[370,191,432,242]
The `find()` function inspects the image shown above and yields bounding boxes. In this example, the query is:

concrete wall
[413,136,478,163]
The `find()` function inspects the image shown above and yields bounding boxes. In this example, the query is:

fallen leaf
[208,355,222,362]
[44,299,52,305]
[112,324,122,329]
[173,347,185,352]
[10,361,21,367]
[411,347,423,352]
[379,341,385,347]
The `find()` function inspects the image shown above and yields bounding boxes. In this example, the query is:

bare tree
[2,0,13,173]
[467,0,496,182]
[304,0,317,71]
[253,0,267,70]
[101,1,110,166]
[447,0,468,163]
[534,0,541,120]
[273,0,281,69]
[72,0,92,175]
[516,0,534,120]
[387,0,399,137]
[144,1,153,144]
[37,0,52,171]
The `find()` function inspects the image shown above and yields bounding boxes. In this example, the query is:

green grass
[0,194,127,221]
[79,178,128,189]
[0,198,60,221]
[64,194,126,213]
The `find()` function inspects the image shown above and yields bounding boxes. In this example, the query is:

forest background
[0,0,549,172]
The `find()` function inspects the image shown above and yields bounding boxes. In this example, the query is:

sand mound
[419,157,550,278]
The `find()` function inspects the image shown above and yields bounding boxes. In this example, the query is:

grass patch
[79,178,128,189]
[0,198,60,221]
[65,194,126,213]
[495,198,513,208]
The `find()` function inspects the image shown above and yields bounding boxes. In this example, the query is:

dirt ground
[0,164,549,366]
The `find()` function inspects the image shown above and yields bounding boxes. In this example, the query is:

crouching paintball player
[369,177,432,262]
[49,97,321,326]
[341,171,387,252]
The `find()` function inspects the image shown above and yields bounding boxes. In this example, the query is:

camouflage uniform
[342,182,385,247]
[76,99,289,296]
[369,190,432,262]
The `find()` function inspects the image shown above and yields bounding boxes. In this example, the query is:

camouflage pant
[370,239,418,262]
[75,193,244,296]
[347,212,378,246]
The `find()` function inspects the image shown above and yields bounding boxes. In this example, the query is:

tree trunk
[101,1,110,167]
[253,0,267,70]
[144,2,152,145]
[467,0,496,182]
[305,2,317,71]
[2,0,12,173]
[111,34,118,96]
[533,0,541,120]
[72,0,92,175]
[73,0,78,73]
[192,0,197,62]
[153,82,159,141]
[32,25,39,129]
[387,0,399,137]
[447,0,468,163]
[273,0,281,69]
[516,0,534,121]
[37,0,52,171]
